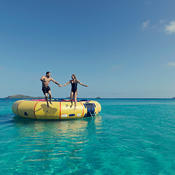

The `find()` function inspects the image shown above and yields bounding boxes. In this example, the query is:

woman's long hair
[72,74,77,81]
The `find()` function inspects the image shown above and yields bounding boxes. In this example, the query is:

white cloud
[168,62,175,66]
[165,21,175,34]
[142,20,150,30]
[141,19,175,35]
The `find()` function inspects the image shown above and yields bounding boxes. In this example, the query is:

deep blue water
[1,98,175,174]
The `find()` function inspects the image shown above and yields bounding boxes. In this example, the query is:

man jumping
[40,72,62,107]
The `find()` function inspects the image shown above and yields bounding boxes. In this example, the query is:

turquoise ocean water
[1,98,175,174]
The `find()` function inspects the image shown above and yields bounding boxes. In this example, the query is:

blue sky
[0,0,175,98]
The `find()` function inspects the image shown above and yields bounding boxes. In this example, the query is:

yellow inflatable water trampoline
[12,99,101,120]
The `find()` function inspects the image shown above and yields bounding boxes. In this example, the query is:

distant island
[5,94,102,99]
[5,94,43,99]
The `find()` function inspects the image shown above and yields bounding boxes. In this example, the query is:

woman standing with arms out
[63,74,88,107]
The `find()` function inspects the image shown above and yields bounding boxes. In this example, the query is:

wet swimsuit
[42,86,51,94]
[71,80,77,93]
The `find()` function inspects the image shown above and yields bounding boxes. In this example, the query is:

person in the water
[63,74,88,107]
[40,72,62,107]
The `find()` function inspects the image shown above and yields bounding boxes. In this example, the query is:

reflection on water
[13,115,103,136]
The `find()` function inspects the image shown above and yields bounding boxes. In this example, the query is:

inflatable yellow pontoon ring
[12,99,101,120]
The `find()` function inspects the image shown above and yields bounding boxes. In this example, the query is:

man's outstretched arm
[51,78,62,87]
